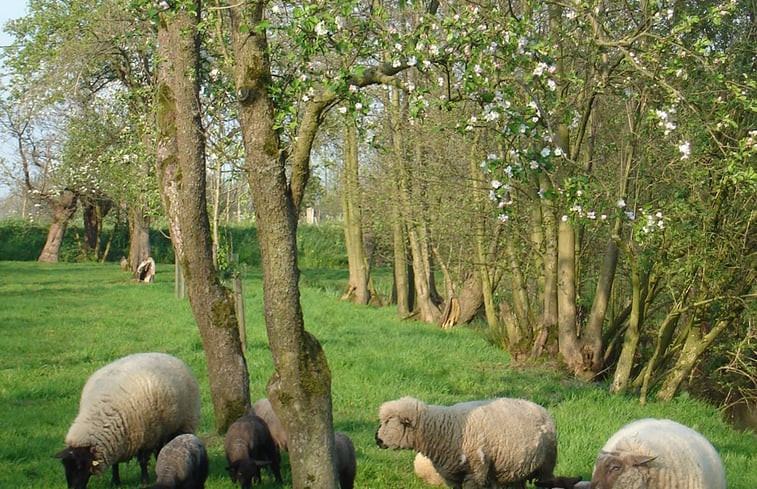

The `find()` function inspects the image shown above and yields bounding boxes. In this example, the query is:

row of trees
[1,1,755,487]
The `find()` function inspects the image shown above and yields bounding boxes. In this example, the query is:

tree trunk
[81,195,111,258]
[557,219,582,372]
[581,229,620,378]
[156,1,250,432]
[38,189,78,263]
[228,3,338,488]
[340,122,370,305]
[533,173,558,358]
[610,249,643,394]
[389,88,412,317]
[128,205,151,274]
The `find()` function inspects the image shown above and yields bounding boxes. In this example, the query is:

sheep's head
[376,397,422,450]
[590,450,656,489]
[227,458,270,489]
[54,446,101,489]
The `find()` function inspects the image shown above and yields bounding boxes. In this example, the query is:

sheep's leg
[111,463,120,485]
[137,449,151,484]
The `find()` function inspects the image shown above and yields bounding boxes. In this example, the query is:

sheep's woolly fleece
[251,398,288,452]
[151,434,208,489]
[65,352,201,473]
[592,418,726,489]
[377,396,557,488]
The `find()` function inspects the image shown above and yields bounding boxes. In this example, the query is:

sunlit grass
[0,261,754,488]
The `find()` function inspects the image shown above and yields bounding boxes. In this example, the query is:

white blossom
[679,141,691,159]
[617,199,626,208]
[314,21,328,36]
[533,62,549,77]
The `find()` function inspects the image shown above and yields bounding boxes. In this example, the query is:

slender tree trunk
[38,189,78,263]
[389,88,411,316]
[610,247,643,394]
[468,137,497,332]
[228,3,337,488]
[557,219,582,370]
[341,122,370,304]
[582,224,621,377]
[533,173,558,357]
[156,1,250,432]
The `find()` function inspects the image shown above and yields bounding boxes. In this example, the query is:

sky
[0,1,30,199]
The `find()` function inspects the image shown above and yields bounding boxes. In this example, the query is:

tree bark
[38,189,78,263]
[388,87,412,316]
[340,122,370,305]
[128,205,151,274]
[80,194,111,258]
[610,244,643,394]
[156,1,250,432]
[557,219,582,371]
[533,173,558,358]
[228,3,337,488]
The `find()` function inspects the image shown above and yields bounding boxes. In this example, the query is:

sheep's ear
[53,448,73,459]
[628,454,657,467]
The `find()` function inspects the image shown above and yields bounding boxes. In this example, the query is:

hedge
[0,219,347,269]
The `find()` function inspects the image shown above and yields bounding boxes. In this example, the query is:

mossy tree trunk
[155,1,250,433]
[227,3,338,488]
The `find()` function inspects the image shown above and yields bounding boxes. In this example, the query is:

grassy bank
[0,261,754,488]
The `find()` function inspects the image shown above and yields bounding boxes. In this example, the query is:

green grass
[0,261,754,488]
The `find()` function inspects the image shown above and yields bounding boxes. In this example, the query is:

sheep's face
[227,458,269,489]
[54,446,99,489]
[590,451,654,489]
[376,414,417,449]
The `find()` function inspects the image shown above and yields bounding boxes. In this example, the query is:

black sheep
[224,414,282,488]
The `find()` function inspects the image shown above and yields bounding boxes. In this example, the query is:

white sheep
[147,434,208,489]
[376,396,557,489]
[590,418,726,489]
[55,352,201,489]
[251,397,288,452]
[414,452,446,486]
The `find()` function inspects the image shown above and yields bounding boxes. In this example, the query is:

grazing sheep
[590,418,726,489]
[224,414,283,488]
[251,398,288,452]
[55,352,201,489]
[137,256,156,283]
[334,432,357,489]
[414,452,446,486]
[147,434,208,489]
[376,396,557,489]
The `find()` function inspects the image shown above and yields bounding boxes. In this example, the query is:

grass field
[0,261,754,488]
